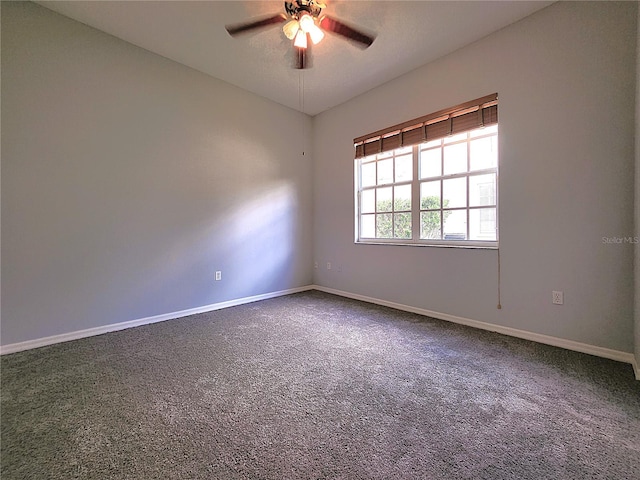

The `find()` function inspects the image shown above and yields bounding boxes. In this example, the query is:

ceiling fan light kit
[294,30,308,49]
[225,0,375,69]
[307,24,325,45]
[282,19,300,40]
[298,12,315,33]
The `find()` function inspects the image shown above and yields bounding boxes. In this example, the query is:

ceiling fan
[225,0,375,69]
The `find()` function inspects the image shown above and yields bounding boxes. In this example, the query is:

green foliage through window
[372,196,449,240]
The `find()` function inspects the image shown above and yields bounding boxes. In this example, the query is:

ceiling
[37,1,554,116]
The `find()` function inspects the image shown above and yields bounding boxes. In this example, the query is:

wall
[313,1,637,354]
[1,2,313,346]
[636,4,640,374]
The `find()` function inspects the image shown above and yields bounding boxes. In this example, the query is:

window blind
[354,93,498,159]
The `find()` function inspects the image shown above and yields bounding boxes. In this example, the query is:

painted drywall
[636,4,640,371]
[313,1,637,353]
[1,2,313,346]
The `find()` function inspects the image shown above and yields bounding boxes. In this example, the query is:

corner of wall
[635,2,640,377]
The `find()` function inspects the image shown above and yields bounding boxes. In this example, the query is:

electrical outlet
[314,262,318,269]
[327,262,331,270]
[552,290,563,305]
[215,271,222,281]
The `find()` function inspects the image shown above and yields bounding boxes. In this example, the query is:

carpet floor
[2,291,639,479]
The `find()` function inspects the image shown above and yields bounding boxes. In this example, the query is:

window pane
[395,154,413,182]
[443,210,467,240]
[361,162,376,188]
[361,189,375,213]
[377,158,393,185]
[394,184,411,211]
[420,181,441,210]
[420,211,441,239]
[377,213,392,238]
[470,136,498,171]
[361,214,375,238]
[443,177,466,208]
[469,173,496,207]
[470,208,496,241]
[420,148,441,178]
[394,213,412,239]
[443,143,467,175]
[376,187,392,212]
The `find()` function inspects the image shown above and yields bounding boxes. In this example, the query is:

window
[359,146,413,239]
[355,94,498,247]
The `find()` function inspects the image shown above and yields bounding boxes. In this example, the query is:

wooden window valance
[354,93,498,159]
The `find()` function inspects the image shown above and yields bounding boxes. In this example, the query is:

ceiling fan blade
[225,13,286,36]
[319,16,375,48]
[295,46,307,70]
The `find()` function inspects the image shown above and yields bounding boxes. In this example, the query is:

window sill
[355,240,498,250]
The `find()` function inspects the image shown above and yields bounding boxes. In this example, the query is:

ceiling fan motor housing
[285,0,324,20]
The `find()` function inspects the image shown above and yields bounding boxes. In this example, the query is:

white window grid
[356,126,498,248]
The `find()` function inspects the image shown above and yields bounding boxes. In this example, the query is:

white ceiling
[37,1,554,116]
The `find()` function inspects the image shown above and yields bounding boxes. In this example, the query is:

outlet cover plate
[552,290,563,305]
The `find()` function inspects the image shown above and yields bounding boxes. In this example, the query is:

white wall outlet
[552,290,563,305]
[314,261,318,269]
[327,262,331,270]
[215,271,222,281]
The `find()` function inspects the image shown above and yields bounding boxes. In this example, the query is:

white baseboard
[0,285,314,355]
[2,284,637,380]
[312,285,638,370]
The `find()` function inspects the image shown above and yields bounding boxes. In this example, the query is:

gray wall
[636,4,640,371]
[1,2,313,346]
[313,1,637,353]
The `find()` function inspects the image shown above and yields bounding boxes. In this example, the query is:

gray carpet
[2,290,639,479]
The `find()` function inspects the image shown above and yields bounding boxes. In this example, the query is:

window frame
[355,124,499,249]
